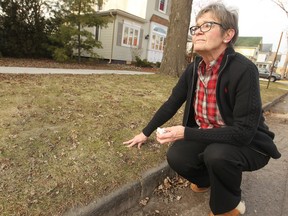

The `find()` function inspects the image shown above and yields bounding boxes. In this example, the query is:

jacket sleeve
[142,64,194,137]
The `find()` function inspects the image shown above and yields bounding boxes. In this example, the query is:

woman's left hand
[156,125,185,144]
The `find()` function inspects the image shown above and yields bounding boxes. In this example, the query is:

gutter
[109,11,116,64]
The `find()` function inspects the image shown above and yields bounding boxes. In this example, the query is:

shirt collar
[198,51,225,75]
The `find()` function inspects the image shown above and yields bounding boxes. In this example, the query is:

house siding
[152,0,171,19]
[144,0,170,63]
[88,0,171,63]
[112,15,145,62]
[235,46,260,62]
[94,13,146,62]
[93,22,114,60]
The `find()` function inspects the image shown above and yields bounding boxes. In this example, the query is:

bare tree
[272,0,288,78]
[159,0,193,77]
[272,0,288,15]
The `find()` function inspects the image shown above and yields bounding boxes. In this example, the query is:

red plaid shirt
[194,53,225,129]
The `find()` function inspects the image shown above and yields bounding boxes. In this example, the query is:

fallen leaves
[139,197,150,206]
[154,176,189,203]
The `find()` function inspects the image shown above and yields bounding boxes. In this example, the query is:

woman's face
[192,12,227,56]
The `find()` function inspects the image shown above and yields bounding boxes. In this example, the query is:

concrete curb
[65,92,288,216]
[262,91,288,111]
[65,161,176,216]
[282,171,288,214]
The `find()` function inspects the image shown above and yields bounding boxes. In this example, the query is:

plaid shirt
[194,53,225,129]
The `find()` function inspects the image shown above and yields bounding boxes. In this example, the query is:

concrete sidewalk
[66,93,288,216]
[0,66,155,75]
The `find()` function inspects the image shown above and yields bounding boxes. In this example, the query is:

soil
[0,57,159,72]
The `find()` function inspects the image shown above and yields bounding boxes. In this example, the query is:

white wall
[256,53,266,63]
[278,54,286,67]
[102,0,147,18]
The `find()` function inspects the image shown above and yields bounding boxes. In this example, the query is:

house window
[158,0,167,13]
[122,24,140,47]
[150,25,167,51]
[151,33,166,51]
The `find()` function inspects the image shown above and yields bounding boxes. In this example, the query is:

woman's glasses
[190,22,224,35]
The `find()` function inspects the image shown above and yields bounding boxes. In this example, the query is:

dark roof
[260,44,273,52]
[235,37,263,47]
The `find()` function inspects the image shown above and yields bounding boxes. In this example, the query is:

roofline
[97,9,147,23]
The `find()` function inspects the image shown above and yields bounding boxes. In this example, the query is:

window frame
[121,23,141,48]
[158,0,167,13]
[150,25,167,51]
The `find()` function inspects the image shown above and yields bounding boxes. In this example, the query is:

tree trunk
[281,51,288,78]
[77,0,81,63]
[159,0,193,77]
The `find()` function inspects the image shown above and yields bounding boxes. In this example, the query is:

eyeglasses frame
[190,21,225,35]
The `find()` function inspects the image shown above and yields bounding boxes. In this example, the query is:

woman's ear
[223,29,235,43]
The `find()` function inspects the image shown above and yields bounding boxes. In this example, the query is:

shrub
[135,56,153,68]
[52,48,70,62]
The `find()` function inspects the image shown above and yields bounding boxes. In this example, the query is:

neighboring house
[277,54,288,76]
[256,52,281,71]
[255,43,281,72]
[89,0,171,63]
[234,36,262,62]
[255,43,273,69]
[234,37,285,76]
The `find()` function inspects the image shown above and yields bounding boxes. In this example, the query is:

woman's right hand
[123,132,148,149]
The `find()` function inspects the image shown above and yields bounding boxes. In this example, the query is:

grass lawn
[0,73,287,215]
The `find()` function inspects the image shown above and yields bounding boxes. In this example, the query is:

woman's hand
[123,132,148,149]
[156,125,185,144]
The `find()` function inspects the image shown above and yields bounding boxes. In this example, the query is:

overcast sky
[191,0,288,53]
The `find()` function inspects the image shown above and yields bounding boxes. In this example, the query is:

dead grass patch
[259,81,288,104]
[0,73,179,215]
[0,74,286,215]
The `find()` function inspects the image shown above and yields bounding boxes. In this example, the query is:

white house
[234,38,286,76]
[234,37,263,62]
[90,0,171,63]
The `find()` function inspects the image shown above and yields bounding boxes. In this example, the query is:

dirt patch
[0,57,159,73]
[0,73,179,215]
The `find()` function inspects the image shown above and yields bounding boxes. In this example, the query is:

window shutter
[117,22,123,46]
[138,29,144,49]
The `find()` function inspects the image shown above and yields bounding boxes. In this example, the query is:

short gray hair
[196,3,239,46]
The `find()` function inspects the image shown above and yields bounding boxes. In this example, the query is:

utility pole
[267,32,283,89]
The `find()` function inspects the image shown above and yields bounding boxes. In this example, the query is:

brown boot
[209,201,245,216]
[190,183,210,193]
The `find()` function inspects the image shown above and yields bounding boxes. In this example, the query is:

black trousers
[166,140,270,214]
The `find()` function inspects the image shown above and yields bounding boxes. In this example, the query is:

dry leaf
[139,197,149,206]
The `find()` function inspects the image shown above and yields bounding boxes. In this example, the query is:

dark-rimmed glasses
[190,22,224,35]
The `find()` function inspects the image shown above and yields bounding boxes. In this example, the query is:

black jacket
[143,47,281,159]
